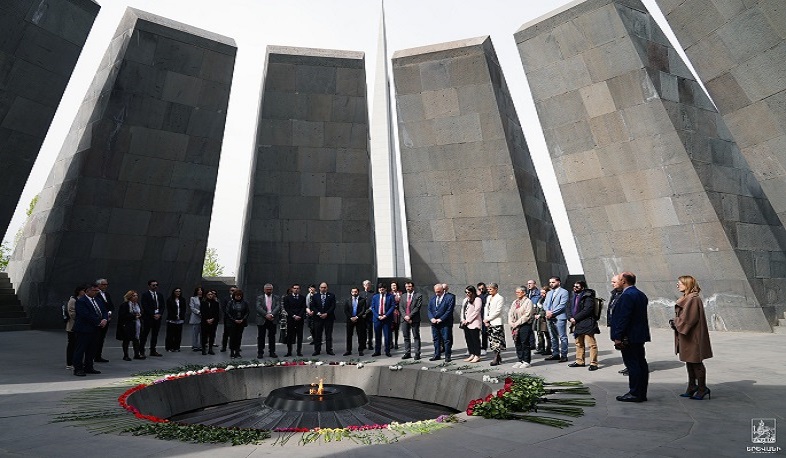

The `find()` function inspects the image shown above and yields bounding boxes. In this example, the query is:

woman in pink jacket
[460,285,484,363]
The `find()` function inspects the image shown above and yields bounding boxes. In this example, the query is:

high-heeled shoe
[679,387,698,398]
[690,387,711,400]
[489,353,501,366]
[469,355,480,363]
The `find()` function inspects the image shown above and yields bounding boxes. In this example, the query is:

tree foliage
[202,247,224,277]
[0,240,10,272]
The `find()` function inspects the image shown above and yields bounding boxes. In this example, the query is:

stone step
[0,323,31,332]
[0,317,30,325]
[0,310,27,319]
[0,297,22,306]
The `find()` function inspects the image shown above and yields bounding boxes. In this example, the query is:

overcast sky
[3,0,683,277]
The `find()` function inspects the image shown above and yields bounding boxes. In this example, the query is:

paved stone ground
[0,325,783,457]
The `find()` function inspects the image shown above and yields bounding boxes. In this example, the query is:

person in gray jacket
[256,283,281,358]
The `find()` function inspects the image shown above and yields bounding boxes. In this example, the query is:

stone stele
[515,0,786,331]
[0,0,100,237]
[392,36,568,302]
[7,8,237,328]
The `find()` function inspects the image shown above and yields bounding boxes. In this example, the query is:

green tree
[202,247,224,277]
[0,240,10,272]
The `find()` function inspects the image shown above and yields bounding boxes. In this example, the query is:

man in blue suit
[370,282,396,357]
[543,276,569,362]
[610,271,651,402]
[72,283,108,376]
[428,283,455,362]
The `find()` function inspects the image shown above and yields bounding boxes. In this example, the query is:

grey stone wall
[237,46,374,309]
[0,0,99,236]
[392,36,568,300]
[515,0,786,331]
[655,1,786,232]
[7,8,236,328]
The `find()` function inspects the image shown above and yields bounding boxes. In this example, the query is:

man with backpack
[567,280,600,371]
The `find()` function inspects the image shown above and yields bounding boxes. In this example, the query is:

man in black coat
[72,283,107,376]
[610,272,651,402]
[94,278,114,362]
[309,282,336,356]
[400,281,424,360]
[567,280,600,371]
[283,284,307,357]
[139,279,165,357]
[343,287,368,356]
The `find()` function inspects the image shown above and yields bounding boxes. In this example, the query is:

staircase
[0,272,30,331]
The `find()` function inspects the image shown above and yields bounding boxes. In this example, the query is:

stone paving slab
[0,325,783,457]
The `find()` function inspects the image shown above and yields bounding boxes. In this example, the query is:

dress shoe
[192,348,201,352]
[150,351,162,357]
[444,357,451,362]
[85,369,101,374]
[312,351,321,356]
[202,350,207,355]
[94,357,109,363]
[620,368,629,376]
[269,353,278,358]
[343,351,352,356]
[616,393,646,402]
[326,351,335,356]
[74,370,86,377]
[588,365,599,371]
[401,354,412,360]
[358,351,364,356]
[690,388,711,400]
[559,357,568,363]
[371,352,381,357]
[568,362,585,367]
[297,352,303,357]
[257,355,264,359]
[220,348,227,352]
[544,355,561,360]
[208,349,215,355]
[284,353,292,357]
[394,344,399,350]
[428,356,441,361]
[385,352,392,357]
[123,356,132,361]
[414,354,420,360]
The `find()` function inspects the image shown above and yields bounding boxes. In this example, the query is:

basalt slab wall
[515,0,786,331]
[655,0,786,232]
[392,36,568,300]
[8,8,236,328]
[237,46,375,307]
[0,0,100,236]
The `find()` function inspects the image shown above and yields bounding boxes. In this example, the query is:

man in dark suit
[360,280,374,349]
[283,284,306,357]
[343,287,368,356]
[309,282,336,356]
[139,279,165,357]
[94,278,114,363]
[220,285,238,352]
[370,283,396,357]
[72,283,107,376]
[428,283,455,362]
[400,281,424,360]
[610,271,651,402]
[256,283,281,358]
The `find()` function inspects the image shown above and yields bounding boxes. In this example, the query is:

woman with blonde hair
[670,275,713,400]
[116,290,143,361]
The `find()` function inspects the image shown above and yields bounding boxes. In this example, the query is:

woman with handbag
[670,275,713,400]
[225,289,250,358]
[460,285,483,363]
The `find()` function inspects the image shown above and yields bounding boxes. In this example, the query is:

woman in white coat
[484,283,506,366]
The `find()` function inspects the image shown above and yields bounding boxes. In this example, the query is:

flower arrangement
[466,374,595,428]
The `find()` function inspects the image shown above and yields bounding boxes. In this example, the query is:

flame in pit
[308,378,324,395]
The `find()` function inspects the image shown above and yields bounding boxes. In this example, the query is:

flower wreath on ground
[465,373,596,428]
[55,359,461,446]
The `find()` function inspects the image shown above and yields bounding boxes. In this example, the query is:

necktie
[406,294,412,316]
[437,295,441,308]
[353,298,357,316]
[379,295,384,315]
[266,295,272,313]
[322,294,326,305]
[90,298,101,317]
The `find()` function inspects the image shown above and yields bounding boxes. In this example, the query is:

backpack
[593,297,604,320]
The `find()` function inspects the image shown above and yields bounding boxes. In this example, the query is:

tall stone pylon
[392,36,568,298]
[516,0,786,331]
[238,46,374,304]
[8,8,237,328]
[655,1,786,230]
[0,0,100,236]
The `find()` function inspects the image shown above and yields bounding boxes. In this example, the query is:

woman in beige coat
[508,286,534,369]
[670,275,713,400]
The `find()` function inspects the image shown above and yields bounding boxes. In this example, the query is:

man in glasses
[543,276,569,362]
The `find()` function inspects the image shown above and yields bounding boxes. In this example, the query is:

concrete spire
[370,0,408,277]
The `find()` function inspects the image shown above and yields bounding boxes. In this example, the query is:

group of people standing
[64,273,714,403]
